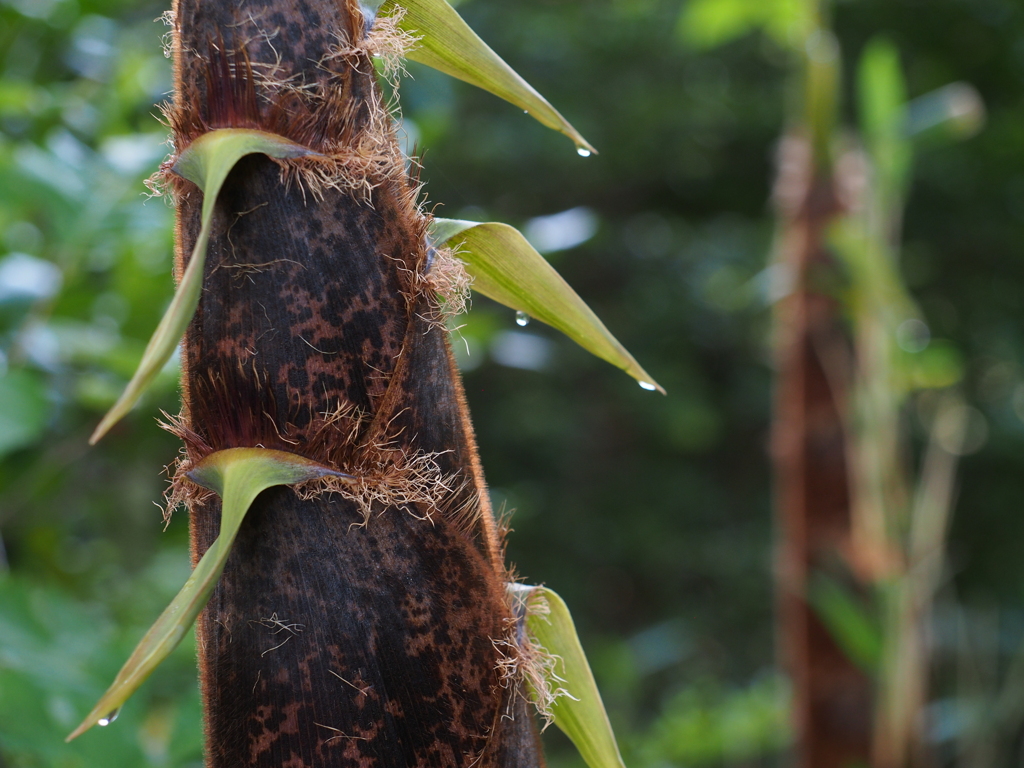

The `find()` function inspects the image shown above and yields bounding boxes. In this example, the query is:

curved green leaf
[430,218,663,393]
[384,0,595,155]
[808,574,882,673]
[89,129,319,444]
[67,448,351,740]
[508,584,627,768]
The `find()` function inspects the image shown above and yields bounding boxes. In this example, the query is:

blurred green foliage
[2,0,1024,765]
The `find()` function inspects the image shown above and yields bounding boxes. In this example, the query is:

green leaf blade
[385,0,595,154]
[857,36,911,207]
[0,368,50,458]
[511,584,627,768]
[808,574,883,674]
[67,448,349,740]
[431,219,663,393]
[89,130,319,444]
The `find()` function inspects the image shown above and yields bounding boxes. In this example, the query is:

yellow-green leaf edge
[89,129,320,444]
[386,0,596,155]
[510,583,627,768]
[67,448,349,740]
[431,218,663,393]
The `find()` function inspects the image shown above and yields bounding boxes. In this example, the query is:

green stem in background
[89,130,320,444]
[66,448,352,740]
[822,33,984,768]
[873,397,966,768]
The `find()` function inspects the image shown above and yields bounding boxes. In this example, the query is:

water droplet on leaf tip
[639,381,657,391]
[98,709,120,726]
[577,148,592,157]
[515,310,530,327]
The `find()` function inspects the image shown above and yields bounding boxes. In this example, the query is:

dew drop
[576,147,592,158]
[515,310,530,327]
[98,709,120,727]
[639,381,657,391]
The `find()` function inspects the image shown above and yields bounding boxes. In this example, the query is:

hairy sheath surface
[165,0,542,765]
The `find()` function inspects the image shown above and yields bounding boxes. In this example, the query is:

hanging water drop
[576,147,592,158]
[98,709,120,727]
[515,310,530,327]
[638,381,657,391]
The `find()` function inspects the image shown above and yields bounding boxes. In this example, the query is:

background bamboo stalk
[771,145,873,767]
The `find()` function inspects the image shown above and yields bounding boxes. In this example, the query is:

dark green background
[0,0,1021,764]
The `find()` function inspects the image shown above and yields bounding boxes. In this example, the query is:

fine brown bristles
[204,35,262,133]
[159,410,214,527]
[492,587,573,731]
[293,444,464,525]
[157,18,409,205]
[169,11,367,152]
[159,389,475,532]
[321,6,421,89]
[423,245,472,323]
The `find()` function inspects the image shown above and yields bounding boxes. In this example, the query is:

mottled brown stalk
[167,0,544,765]
[771,134,872,768]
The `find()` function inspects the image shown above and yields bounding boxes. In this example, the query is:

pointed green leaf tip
[67,448,351,741]
[384,0,595,155]
[89,129,320,444]
[508,584,627,768]
[430,218,663,393]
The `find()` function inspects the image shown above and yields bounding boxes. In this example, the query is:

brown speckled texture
[169,0,544,765]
